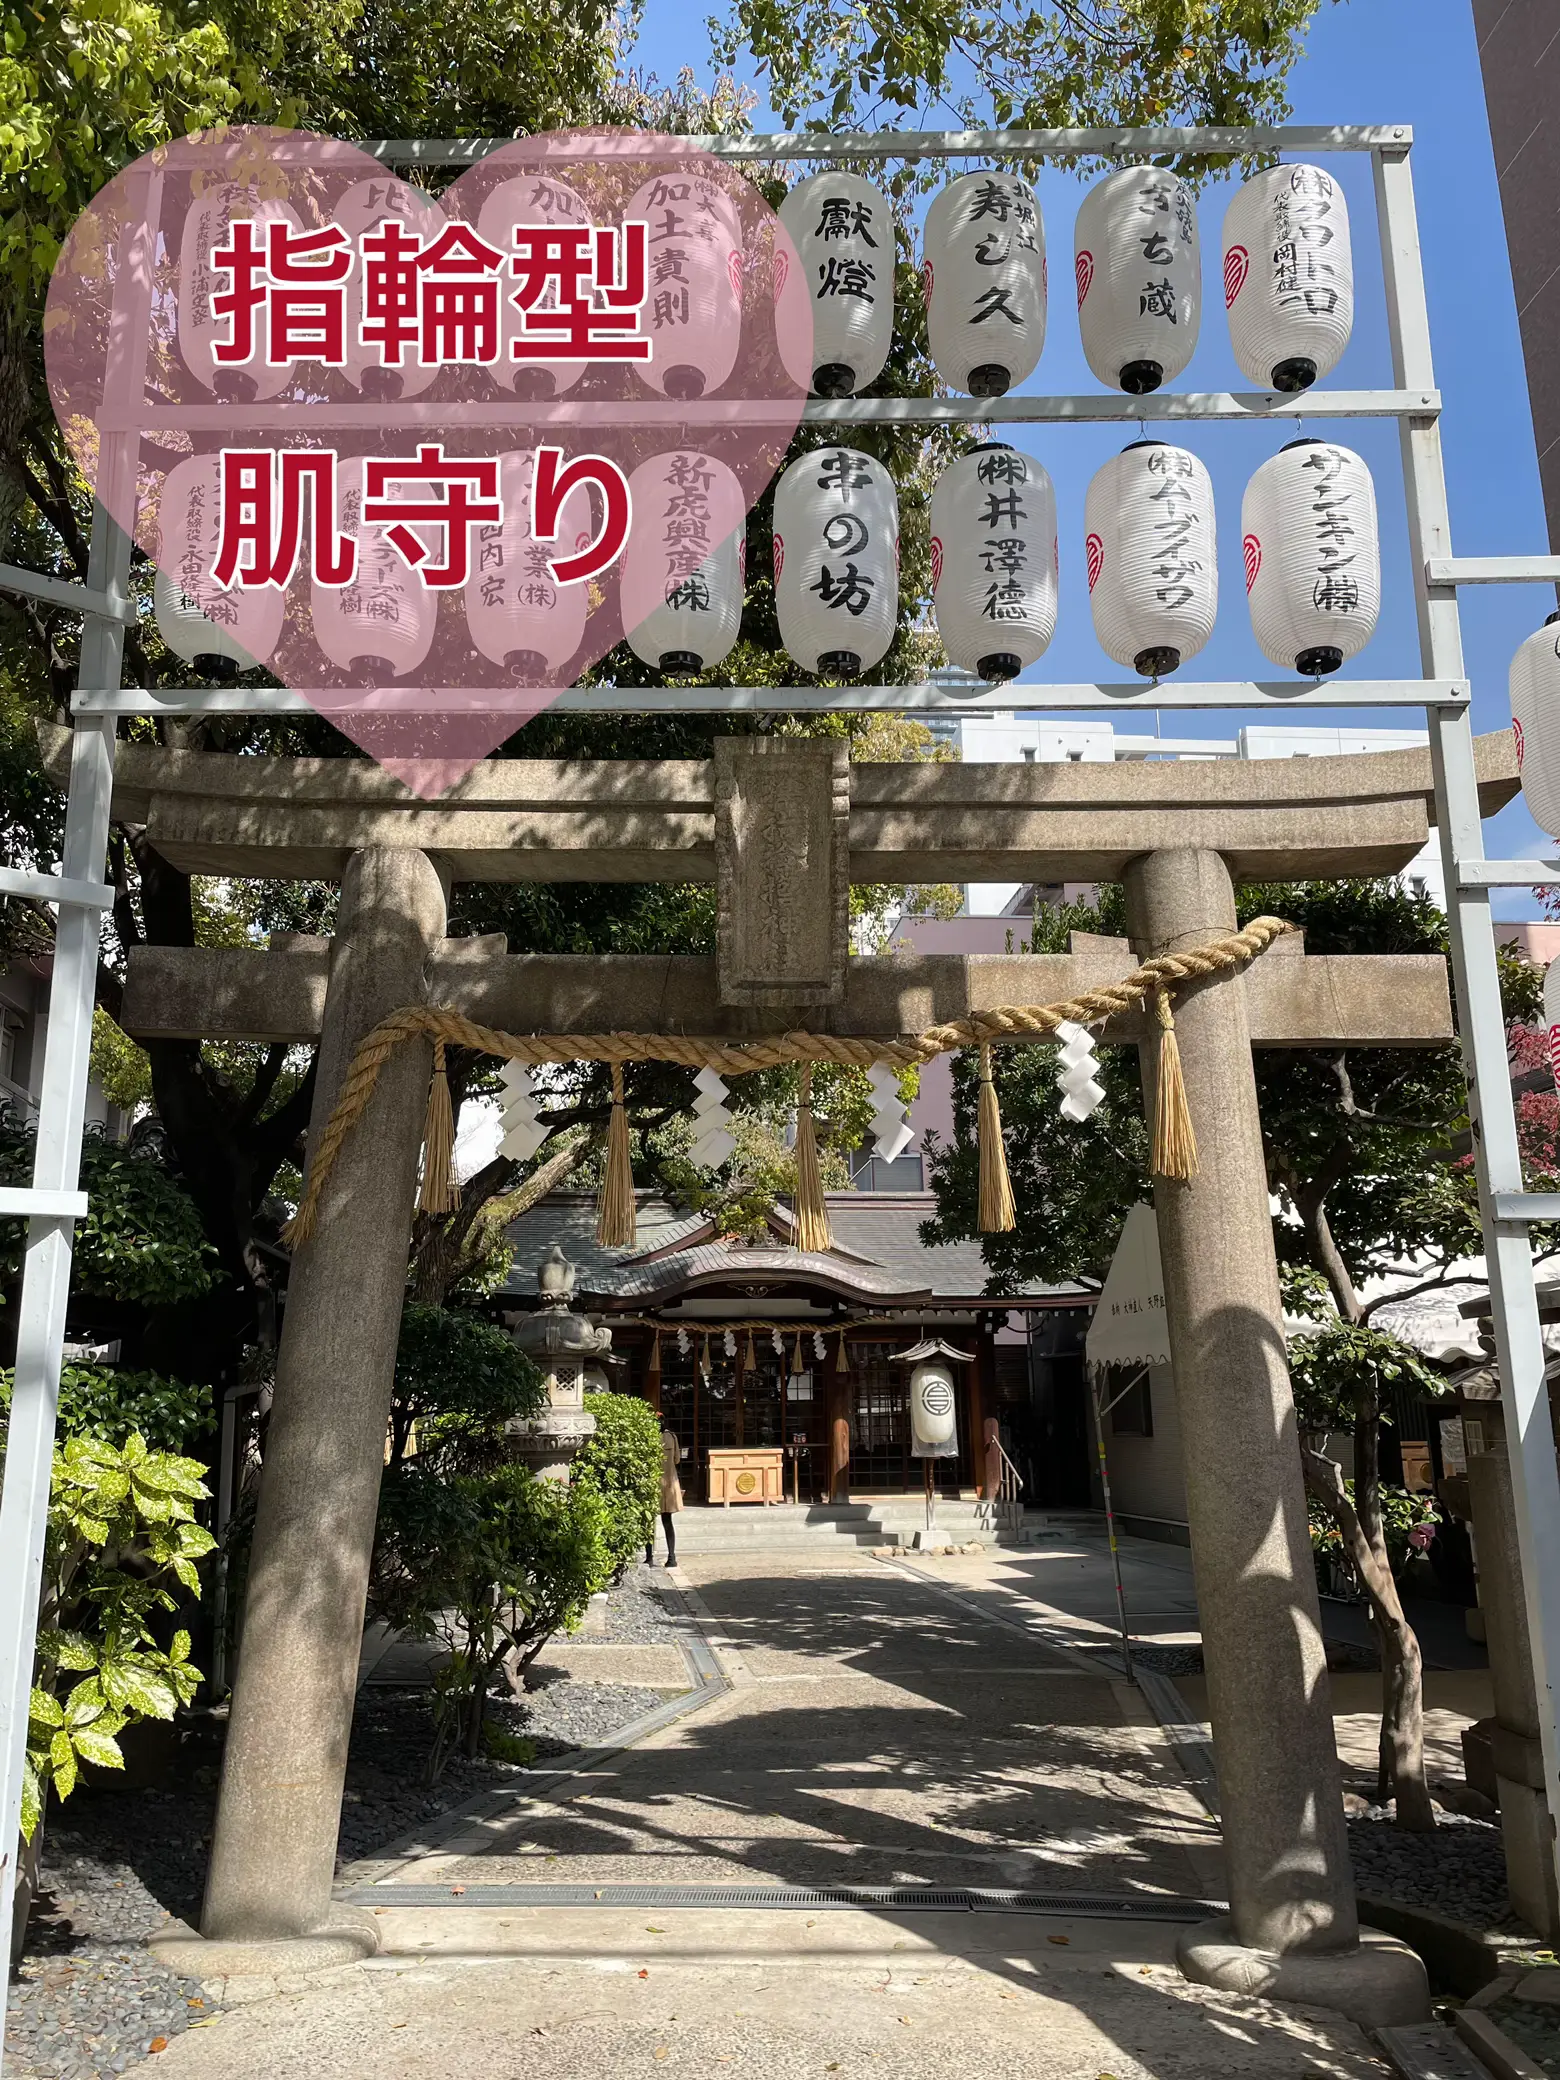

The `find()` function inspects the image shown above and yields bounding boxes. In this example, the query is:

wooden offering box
[706,1447,784,1506]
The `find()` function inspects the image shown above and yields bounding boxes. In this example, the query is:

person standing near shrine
[647,1423,683,1568]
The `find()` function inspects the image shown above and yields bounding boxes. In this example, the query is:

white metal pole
[1374,142,1560,1898]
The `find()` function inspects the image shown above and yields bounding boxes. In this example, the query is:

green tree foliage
[389,1301,546,1469]
[712,0,1335,136]
[575,1390,663,1580]
[1,1360,212,1451]
[0,1113,217,1308]
[369,1462,611,1780]
[15,1430,214,1836]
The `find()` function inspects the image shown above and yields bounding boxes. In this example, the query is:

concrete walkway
[135,1545,1395,2079]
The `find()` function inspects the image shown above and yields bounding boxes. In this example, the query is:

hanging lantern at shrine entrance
[177,185,300,403]
[464,448,593,681]
[1511,613,1560,842]
[930,444,1057,681]
[776,171,894,397]
[1084,440,1217,678]
[1545,953,1560,1095]
[923,171,1046,398]
[476,172,592,401]
[153,454,284,679]
[773,445,898,677]
[312,455,438,681]
[1075,167,1200,395]
[332,176,443,401]
[621,451,746,673]
[1241,439,1380,676]
[1223,164,1354,394]
[625,172,744,401]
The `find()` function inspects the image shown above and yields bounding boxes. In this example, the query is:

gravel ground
[1489,1991,1560,2073]
[4,1571,690,2080]
[599,1560,688,1641]
[1347,1806,1523,1930]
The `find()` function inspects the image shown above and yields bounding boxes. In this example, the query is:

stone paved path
[129,1548,1393,2080]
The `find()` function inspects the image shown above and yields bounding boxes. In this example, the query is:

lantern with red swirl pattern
[1510,613,1560,842]
[931,444,1056,681]
[1545,956,1560,1096]
[154,453,285,679]
[622,451,746,673]
[1084,441,1217,678]
[922,172,1046,398]
[1074,168,1200,395]
[1241,439,1379,676]
[1222,165,1354,394]
[625,172,744,401]
[776,172,894,398]
[773,446,898,677]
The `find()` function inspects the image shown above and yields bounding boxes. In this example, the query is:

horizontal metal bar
[1426,557,1560,587]
[363,125,1412,164]
[100,389,1436,435]
[72,678,1470,717]
[1493,1194,1560,1224]
[1457,859,1559,888]
[0,1190,89,1220]
[0,867,116,910]
[0,562,137,626]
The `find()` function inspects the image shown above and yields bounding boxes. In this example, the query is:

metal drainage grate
[339,1881,1224,1922]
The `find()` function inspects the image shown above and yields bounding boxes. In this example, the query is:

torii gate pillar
[1124,848,1425,2021]
[199,846,447,1958]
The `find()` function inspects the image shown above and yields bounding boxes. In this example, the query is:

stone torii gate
[63,723,1518,2020]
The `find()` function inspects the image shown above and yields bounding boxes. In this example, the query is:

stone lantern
[506,1244,604,1482]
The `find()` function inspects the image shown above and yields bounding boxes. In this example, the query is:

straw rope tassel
[596,1061,636,1247]
[744,1327,756,1371]
[835,1327,851,1378]
[1151,988,1199,1181]
[417,1039,460,1217]
[648,1328,662,1383]
[791,1330,805,1376]
[792,1063,833,1252]
[976,1042,1017,1235]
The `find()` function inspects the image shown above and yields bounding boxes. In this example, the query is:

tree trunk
[1302,1443,1436,1832]
[409,1129,594,1305]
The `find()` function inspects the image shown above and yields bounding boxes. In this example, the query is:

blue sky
[626,0,1554,917]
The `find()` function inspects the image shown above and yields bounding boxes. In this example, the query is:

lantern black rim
[1546,612,1560,628]
[1271,356,1318,393]
[663,366,706,401]
[1118,359,1164,395]
[1297,645,1344,677]
[1133,645,1180,679]
[352,656,400,684]
[977,652,1022,683]
[1280,436,1332,452]
[503,649,549,681]
[812,362,856,398]
[511,368,556,401]
[359,366,404,401]
[212,370,257,404]
[968,363,1012,398]
[193,653,240,682]
[659,649,702,674]
[1122,438,1170,452]
[818,649,862,676]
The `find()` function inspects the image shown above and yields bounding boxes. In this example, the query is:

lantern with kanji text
[923,172,1046,397]
[1084,440,1217,678]
[776,171,894,398]
[773,446,898,677]
[1511,613,1560,842]
[311,455,438,679]
[1075,167,1200,395]
[1241,439,1379,675]
[625,172,744,400]
[931,444,1057,681]
[463,448,593,680]
[153,453,284,678]
[1222,165,1354,393]
[622,451,746,672]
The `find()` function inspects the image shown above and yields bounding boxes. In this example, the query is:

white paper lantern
[776,172,894,397]
[1075,167,1200,394]
[621,451,746,672]
[930,444,1056,681]
[773,446,898,676]
[1545,955,1560,1094]
[178,186,300,401]
[463,448,592,679]
[331,176,442,400]
[1085,441,1217,677]
[625,172,744,400]
[1241,439,1379,677]
[1511,614,1560,841]
[909,1360,958,1454]
[1223,164,1353,393]
[923,172,1046,398]
[153,454,284,677]
[475,173,591,400]
[311,455,437,679]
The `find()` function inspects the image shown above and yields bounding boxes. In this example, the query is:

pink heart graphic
[1224,244,1250,310]
[45,126,810,796]
[1085,531,1103,592]
[1243,531,1262,592]
[929,534,943,590]
[1074,249,1094,309]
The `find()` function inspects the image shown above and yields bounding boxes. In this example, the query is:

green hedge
[575,1391,662,1580]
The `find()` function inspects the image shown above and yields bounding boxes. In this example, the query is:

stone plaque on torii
[52,719,1515,2007]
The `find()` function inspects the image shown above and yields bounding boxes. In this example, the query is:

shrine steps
[668,1499,1050,1554]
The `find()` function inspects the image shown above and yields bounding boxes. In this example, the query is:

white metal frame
[3,123,1559,2022]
